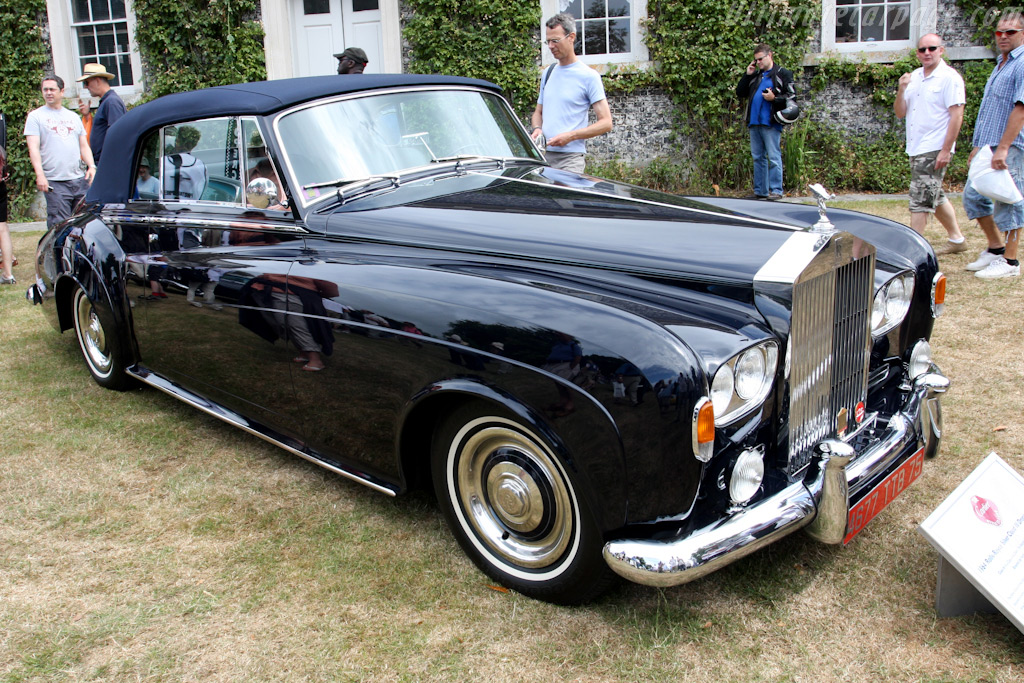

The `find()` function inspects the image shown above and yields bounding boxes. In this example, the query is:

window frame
[539,0,649,67]
[130,116,249,207]
[45,0,144,101]
[821,0,927,55]
[67,0,138,89]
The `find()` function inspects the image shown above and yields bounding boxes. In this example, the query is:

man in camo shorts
[895,33,967,253]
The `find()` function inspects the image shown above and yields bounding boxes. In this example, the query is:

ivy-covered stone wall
[588,88,682,163]
[1,0,52,218]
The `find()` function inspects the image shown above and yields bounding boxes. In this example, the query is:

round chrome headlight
[734,347,766,400]
[872,272,915,337]
[871,292,886,330]
[885,277,907,319]
[909,339,933,379]
[710,364,734,415]
[730,448,765,505]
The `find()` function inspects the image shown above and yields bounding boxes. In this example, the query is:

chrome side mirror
[246,177,278,209]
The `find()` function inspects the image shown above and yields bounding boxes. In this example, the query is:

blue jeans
[749,125,783,196]
[963,145,1024,232]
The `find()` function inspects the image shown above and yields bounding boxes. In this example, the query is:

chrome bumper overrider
[602,368,949,587]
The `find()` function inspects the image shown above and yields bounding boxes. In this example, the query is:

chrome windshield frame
[270,85,543,211]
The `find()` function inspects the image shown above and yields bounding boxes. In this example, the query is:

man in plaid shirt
[963,11,1024,279]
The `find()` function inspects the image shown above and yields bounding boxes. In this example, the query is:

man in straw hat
[77,63,126,163]
[335,47,369,74]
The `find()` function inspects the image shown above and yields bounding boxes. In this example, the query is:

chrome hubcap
[76,292,111,374]
[455,422,574,569]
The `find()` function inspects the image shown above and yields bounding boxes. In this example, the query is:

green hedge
[404,0,540,118]
[132,0,266,100]
[1,0,50,219]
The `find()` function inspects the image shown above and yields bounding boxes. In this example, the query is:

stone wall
[939,11,983,47]
[800,76,894,141]
[588,87,685,164]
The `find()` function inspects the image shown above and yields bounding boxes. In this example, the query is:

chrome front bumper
[602,369,949,587]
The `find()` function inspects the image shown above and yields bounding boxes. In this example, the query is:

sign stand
[919,452,1024,635]
[935,555,998,618]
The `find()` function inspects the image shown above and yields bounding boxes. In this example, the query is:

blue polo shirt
[90,89,127,162]
[749,71,780,129]
[973,44,1024,150]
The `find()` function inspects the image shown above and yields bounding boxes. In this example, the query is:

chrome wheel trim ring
[448,416,580,579]
[75,290,112,377]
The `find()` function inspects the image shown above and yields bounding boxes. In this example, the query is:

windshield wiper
[337,175,401,204]
[301,174,400,193]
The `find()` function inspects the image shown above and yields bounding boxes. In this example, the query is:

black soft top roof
[88,74,501,204]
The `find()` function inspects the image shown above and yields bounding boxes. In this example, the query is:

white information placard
[919,453,1024,634]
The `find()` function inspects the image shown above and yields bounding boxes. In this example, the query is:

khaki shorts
[909,151,948,213]
[544,151,586,174]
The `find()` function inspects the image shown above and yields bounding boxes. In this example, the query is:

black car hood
[320,166,808,286]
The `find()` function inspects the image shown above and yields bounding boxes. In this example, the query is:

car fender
[397,375,629,531]
[47,216,135,360]
[298,257,713,527]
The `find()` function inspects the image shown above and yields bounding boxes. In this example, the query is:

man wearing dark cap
[335,47,369,74]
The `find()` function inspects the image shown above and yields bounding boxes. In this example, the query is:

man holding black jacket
[736,44,794,200]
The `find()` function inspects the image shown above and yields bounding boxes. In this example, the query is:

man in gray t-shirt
[24,75,96,227]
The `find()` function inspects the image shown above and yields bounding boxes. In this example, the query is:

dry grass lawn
[1,202,1022,682]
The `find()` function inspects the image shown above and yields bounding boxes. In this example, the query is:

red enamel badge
[971,495,1002,526]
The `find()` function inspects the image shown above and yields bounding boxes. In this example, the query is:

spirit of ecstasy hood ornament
[808,183,836,233]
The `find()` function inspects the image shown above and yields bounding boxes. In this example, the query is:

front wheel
[72,285,130,390]
[431,403,615,604]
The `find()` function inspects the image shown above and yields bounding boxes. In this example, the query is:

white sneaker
[975,257,1020,279]
[966,249,1003,271]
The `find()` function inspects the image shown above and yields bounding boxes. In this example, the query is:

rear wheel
[431,403,615,604]
[72,285,129,390]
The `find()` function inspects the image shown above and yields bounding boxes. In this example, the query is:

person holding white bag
[963,11,1024,279]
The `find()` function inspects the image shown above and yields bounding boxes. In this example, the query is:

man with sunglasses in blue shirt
[963,11,1024,279]
[895,33,966,253]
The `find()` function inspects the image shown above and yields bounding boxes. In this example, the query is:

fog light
[909,340,933,379]
[729,447,765,505]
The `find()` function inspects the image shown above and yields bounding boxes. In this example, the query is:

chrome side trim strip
[129,367,397,496]
[101,212,312,234]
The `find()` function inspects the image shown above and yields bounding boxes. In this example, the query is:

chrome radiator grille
[786,250,874,475]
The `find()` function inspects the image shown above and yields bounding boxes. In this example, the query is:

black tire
[431,402,616,604]
[72,285,130,390]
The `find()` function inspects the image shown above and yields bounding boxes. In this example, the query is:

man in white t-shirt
[530,12,612,173]
[895,33,967,252]
[24,75,96,228]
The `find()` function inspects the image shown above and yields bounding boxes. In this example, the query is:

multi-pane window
[69,0,135,86]
[835,0,911,44]
[564,0,632,56]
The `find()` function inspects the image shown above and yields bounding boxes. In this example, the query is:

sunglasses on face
[995,29,1022,37]
[917,45,940,53]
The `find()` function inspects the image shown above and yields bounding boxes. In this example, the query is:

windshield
[276,88,543,204]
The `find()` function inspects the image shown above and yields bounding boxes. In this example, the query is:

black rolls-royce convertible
[32,74,949,604]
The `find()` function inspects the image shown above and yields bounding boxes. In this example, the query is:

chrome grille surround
[755,231,875,476]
